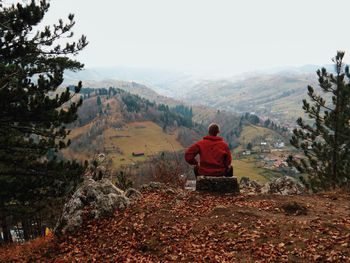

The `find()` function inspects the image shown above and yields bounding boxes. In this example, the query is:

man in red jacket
[185,123,233,177]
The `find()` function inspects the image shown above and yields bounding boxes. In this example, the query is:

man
[185,123,233,177]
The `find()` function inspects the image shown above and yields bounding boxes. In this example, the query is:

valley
[64,66,328,128]
[60,81,299,186]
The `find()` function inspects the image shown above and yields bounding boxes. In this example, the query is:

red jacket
[185,136,232,176]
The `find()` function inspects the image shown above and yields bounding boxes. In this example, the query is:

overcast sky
[38,0,350,75]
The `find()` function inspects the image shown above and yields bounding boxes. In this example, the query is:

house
[274,142,285,148]
[132,152,145,157]
[274,160,282,168]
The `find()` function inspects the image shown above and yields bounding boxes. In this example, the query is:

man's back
[185,135,232,176]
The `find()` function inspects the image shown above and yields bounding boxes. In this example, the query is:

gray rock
[96,193,129,217]
[185,180,196,191]
[55,178,129,235]
[239,177,262,189]
[261,176,305,195]
[99,179,124,195]
[125,188,142,201]
[196,176,239,193]
[60,210,83,234]
[141,181,166,190]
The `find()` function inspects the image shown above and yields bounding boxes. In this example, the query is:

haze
[40,0,350,75]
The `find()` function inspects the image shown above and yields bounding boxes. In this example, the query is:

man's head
[208,123,220,136]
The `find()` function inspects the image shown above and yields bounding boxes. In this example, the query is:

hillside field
[104,121,183,167]
[238,124,284,146]
[64,121,284,182]
[63,121,183,168]
[233,158,270,184]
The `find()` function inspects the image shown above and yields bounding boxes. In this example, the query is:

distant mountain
[65,64,337,125]
[65,78,223,125]
[255,64,335,75]
[72,79,177,105]
[178,72,324,125]
[64,66,196,97]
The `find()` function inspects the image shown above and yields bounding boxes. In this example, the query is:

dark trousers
[194,165,233,177]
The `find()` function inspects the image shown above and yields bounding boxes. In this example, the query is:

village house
[132,152,145,157]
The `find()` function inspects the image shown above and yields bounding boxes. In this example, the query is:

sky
[33,0,350,75]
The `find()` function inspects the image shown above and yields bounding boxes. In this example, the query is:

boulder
[125,188,142,201]
[239,177,262,194]
[184,179,196,191]
[261,176,305,195]
[141,182,166,191]
[55,178,129,235]
[196,176,239,193]
[239,177,262,189]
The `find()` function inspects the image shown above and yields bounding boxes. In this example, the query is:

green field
[64,119,284,182]
[103,121,183,167]
[232,124,285,183]
[63,121,184,168]
[233,156,280,183]
[238,124,282,146]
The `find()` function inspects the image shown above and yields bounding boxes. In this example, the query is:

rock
[125,188,142,201]
[55,178,129,235]
[141,182,166,191]
[164,188,176,195]
[239,177,262,189]
[261,176,305,195]
[196,176,239,193]
[99,179,124,195]
[185,180,196,191]
[239,177,262,195]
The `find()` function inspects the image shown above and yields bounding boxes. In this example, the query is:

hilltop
[64,66,326,126]
[66,78,221,124]
[61,87,200,170]
[1,186,349,262]
[180,74,318,124]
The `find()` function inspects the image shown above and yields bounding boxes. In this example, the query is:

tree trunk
[1,217,12,243]
[22,218,30,241]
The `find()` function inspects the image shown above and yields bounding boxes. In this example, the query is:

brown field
[104,121,183,167]
[63,121,184,168]
[238,124,282,146]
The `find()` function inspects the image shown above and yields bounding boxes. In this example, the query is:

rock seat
[196,176,239,193]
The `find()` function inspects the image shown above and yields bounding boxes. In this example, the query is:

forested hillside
[61,87,202,168]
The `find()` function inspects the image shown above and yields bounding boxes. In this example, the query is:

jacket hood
[203,135,224,141]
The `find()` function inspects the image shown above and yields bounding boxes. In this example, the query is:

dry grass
[104,121,183,168]
[63,121,184,168]
[239,124,281,146]
[233,157,268,183]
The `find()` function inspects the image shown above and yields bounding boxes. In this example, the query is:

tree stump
[196,176,239,193]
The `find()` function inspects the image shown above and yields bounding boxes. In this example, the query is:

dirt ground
[1,188,350,262]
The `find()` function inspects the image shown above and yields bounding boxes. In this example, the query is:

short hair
[208,123,220,136]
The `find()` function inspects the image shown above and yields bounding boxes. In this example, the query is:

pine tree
[97,95,102,106]
[247,142,253,151]
[0,0,88,241]
[288,51,350,190]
